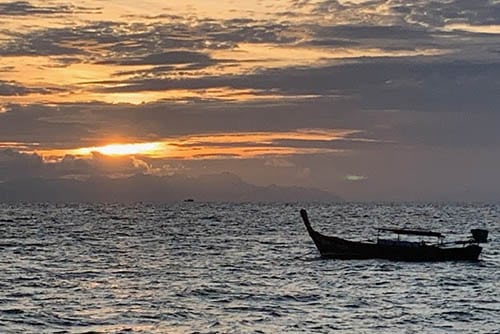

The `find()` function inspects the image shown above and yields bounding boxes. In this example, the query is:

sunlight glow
[74,142,167,156]
[212,44,447,71]
[445,24,500,34]
[34,129,361,160]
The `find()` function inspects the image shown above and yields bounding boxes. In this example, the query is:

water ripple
[0,203,498,333]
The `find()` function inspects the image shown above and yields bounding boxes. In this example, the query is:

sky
[0,0,500,202]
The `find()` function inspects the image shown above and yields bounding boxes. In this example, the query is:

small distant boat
[184,198,195,202]
[300,209,488,261]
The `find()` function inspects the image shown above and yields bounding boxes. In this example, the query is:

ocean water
[0,202,498,334]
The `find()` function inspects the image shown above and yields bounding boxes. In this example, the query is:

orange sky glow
[32,129,355,160]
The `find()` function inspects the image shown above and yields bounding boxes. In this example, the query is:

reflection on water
[0,203,498,333]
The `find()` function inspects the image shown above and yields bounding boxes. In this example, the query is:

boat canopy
[378,228,444,238]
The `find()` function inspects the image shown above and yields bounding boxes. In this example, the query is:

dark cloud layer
[390,0,500,27]
[0,80,63,96]
[0,18,295,59]
[2,90,499,154]
[1,0,498,60]
[0,1,99,16]
[94,58,500,118]
[0,1,73,16]
[0,149,150,181]
[312,0,500,27]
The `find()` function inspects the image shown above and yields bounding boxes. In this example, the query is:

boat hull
[312,234,482,261]
[301,209,482,261]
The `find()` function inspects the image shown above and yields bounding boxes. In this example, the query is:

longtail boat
[300,209,488,261]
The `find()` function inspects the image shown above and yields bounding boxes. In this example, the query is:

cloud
[2,74,500,155]
[345,175,367,181]
[296,167,311,179]
[0,148,43,180]
[0,80,33,96]
[310,0,500,27]
[0,80,63,96]
[0,103,98,148]
[56,152,152,177]
[0,149,152,181]
[0,32,85,57]
[264,158,295,168]
[390,0,500,27]
[304,38,360,47]
[99,51,217,67]
[92,58,500,117]
[0,18,296,59]
[0,1,98,16]
[314,24,435,41]
[1,1,498,60]
[2,2,497,106]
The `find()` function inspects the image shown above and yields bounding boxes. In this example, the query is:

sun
[94,143,160,155]
[75,142,165,156]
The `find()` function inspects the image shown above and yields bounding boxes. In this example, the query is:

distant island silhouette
[0,172,342,203]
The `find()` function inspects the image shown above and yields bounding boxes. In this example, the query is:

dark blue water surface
[0,203,498,333]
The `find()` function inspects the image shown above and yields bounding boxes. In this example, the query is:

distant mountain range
[0,172,342,203]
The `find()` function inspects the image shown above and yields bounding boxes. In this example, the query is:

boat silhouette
[300,209,488,261]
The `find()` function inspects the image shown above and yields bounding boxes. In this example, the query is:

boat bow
[300,209,315,236]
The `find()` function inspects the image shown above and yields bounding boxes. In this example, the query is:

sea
[0,202,498,334]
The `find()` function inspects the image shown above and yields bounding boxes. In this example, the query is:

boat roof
[377,228,444,238]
